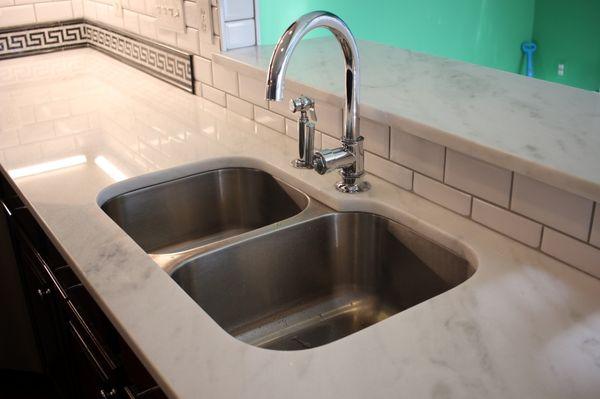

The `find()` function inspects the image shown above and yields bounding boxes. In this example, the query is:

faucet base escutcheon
[335,178,371,194]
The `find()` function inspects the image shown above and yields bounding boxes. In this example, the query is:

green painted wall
[258,0,536,74]
[258,0,600,91]
[532,0,600,91]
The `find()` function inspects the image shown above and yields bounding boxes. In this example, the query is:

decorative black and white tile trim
[85,23,193,93]
[0,21,87,59]
[0,20,194,93]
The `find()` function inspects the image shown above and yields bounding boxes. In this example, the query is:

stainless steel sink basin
[170,212,474,350]
[101,168,308,255]
[100,167,474,350]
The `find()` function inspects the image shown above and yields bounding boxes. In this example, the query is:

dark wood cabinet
[1,175,167,399]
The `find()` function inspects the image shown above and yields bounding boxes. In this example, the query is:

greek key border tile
[0,21,87,58]
[85,23,192,92]
[0,20,194,93]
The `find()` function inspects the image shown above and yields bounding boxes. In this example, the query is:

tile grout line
[507,171,514,209]
[538,226,545,249]
[442,146,447,183]
[386,125,391,159]
[587,202,596,243]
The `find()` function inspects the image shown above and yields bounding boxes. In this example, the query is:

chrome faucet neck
[265,11,369,193]
[265,11,360,144]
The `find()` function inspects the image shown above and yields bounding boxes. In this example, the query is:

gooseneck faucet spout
[265,11,369,193]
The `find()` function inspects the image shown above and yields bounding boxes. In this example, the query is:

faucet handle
[289,95,317,122]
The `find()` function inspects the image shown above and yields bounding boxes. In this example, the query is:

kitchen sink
[170,212,474,350]
[100,167,474,351]
[101,168,309,254]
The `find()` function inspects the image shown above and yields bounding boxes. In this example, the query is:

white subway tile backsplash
[16,105,35,125]
[19,121,54,144]
[192,56,212,84]
[270,90,342,139]
[123,9,140,33]
[238,74,269,108]
[14,0,47,5]
[365,152,413,190]
[472,199,542,247]
[0,4,35,27]
[313,130,324,150]
[83,0,97,19]
[221,0,253,21]
[212,62,238,95]
[321,133,339,150]
[138,14,156,39]
[128,0,145,13]
[199,35,221,59]
[97,2,124,28]
[34,100,70,122]
[511,174,593,240]
[183,0,199,29]
[284,119,323,150]
[284,117,306,140]
[445,150,512,207]
[54,115,91,136]
[156,28,177,46]
[313,101,342,139]
[226,94,253,119]
[590,204,600,247]
[361,118,389,158]
[254,106,284,133]
[145,0,157,16]
[284,118,296,139]
[176,27,200,54]
[72,0,83,17]
[201,83,226,106]
[223,19,255,49]
[541,228,600,278]
[414,173,471,216]
[390,128,445,180]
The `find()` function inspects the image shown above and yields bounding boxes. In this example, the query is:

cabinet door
[17,249,76,399]
[64,320,120,399]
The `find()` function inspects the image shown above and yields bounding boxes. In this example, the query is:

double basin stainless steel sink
[101,168,474,350]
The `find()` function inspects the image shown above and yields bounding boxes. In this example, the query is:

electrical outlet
[198,0,214,44]
[156,0,186,34]
[557,63,565,77]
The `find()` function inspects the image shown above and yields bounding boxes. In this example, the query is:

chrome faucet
[265,11,369,193]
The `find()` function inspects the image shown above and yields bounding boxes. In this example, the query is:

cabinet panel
[2,173,167,399]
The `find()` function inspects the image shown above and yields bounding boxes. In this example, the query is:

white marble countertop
[1,49,599,399]
[215,38,600,202]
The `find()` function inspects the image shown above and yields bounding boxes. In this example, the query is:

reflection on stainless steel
[171,212,474,350]
[265,11,369,193]
[101,167,474,351]
[100,168,309,260]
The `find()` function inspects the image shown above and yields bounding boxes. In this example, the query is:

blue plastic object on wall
[521,41,537,77]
